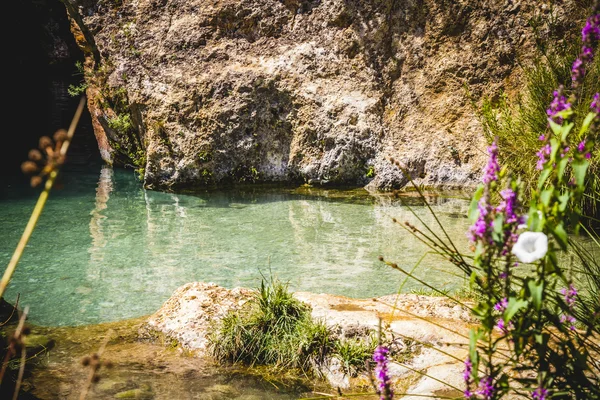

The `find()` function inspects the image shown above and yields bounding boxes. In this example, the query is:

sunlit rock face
[65,0,586,190]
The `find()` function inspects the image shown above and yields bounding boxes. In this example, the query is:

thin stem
[79,330,112,400]
[392,361,463,393]
[383,262,472,310]
[12,343,27,400]
[0,97,85,299]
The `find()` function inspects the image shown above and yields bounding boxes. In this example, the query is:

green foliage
[107,113,134,135]
[478,44,599,221]
[209,277,335,374]
[365,165,375,178]
[68,60,88,97]
[68,82,88,97]
[334,335,377,376]
[232,165,260,183]
[387,62,600,397]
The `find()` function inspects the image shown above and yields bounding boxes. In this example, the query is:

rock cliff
[65,0,589,190]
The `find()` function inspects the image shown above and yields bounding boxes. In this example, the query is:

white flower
[511,232,548,263]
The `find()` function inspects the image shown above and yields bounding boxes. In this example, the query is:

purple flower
[578,140,587,152]
[483,141,500,184]
[591,92,600,114]
[559,285,578,331]
[477,376,495,399]
[532,386,549,400]
[560,284,578,308]
[495,318,514,334]
[546,89,571,123]
[582,46,594,62]
[497,189,519,224]
[463,358,473,398]
[373,346,393,400]
[572,58,586,86]
[469,198,491,243]
[463,357,472,382]
[496,318,506,332]
[536,144,552,170]
[560,313,577,331]
[582,14,600,43]
[494,297,508,312]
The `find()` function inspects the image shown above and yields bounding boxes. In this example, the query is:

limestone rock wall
[65,0,589,191]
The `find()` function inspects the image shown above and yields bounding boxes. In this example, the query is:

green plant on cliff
[107,113,134,135]
[68,61,88,97]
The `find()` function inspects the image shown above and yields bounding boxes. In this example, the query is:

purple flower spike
[494,297,508,312]
[583,46,594,62]
[468,198,491,243]
[582,14,600,43]
[547,89,571,123]
[497,189,519,223]
[572,58,586,86]
[533,386,549,400]
[373,346,393,400]
[591,93,600,114]
[477,376,495,399]
[463,357,472,383]
[483,141,500,184]
[536,144,552,170]
[560,284,578,308]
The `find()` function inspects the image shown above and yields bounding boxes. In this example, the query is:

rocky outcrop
[143,281,476,396]
[64,0,589,191]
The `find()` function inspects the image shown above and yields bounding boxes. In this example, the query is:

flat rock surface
[144,281,479,397]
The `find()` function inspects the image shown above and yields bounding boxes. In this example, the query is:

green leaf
[550,138,560,162]
[528,205,542,231]
[558,191,570,212]
[527,280,544,312]
[492,214,504,242]
[469,329,482,367]
[469,271,477,289]
[505,297,528,321]
[540,186,554,207]
[472,303,488,319]
[555,108,574,123]
[572,159,590,188]
[560,121,574,142]
[579,112,596,136]
[557,157,569,183]
[553,223,568,250]
[537,168,551,189]
[548,119,563,136]
[468,185,484,221]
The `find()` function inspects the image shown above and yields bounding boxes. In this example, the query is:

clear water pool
[1,162,473,326]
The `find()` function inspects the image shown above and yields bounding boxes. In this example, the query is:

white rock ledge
[144,281,477,398]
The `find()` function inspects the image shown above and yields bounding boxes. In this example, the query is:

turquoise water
[0,162,473,326]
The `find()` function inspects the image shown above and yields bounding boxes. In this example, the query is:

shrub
[373,7,600,398]
[209,277,335,374]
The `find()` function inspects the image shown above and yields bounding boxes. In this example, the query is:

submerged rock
[61,0,589,191]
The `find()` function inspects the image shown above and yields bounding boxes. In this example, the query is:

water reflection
[2,164,476,326]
